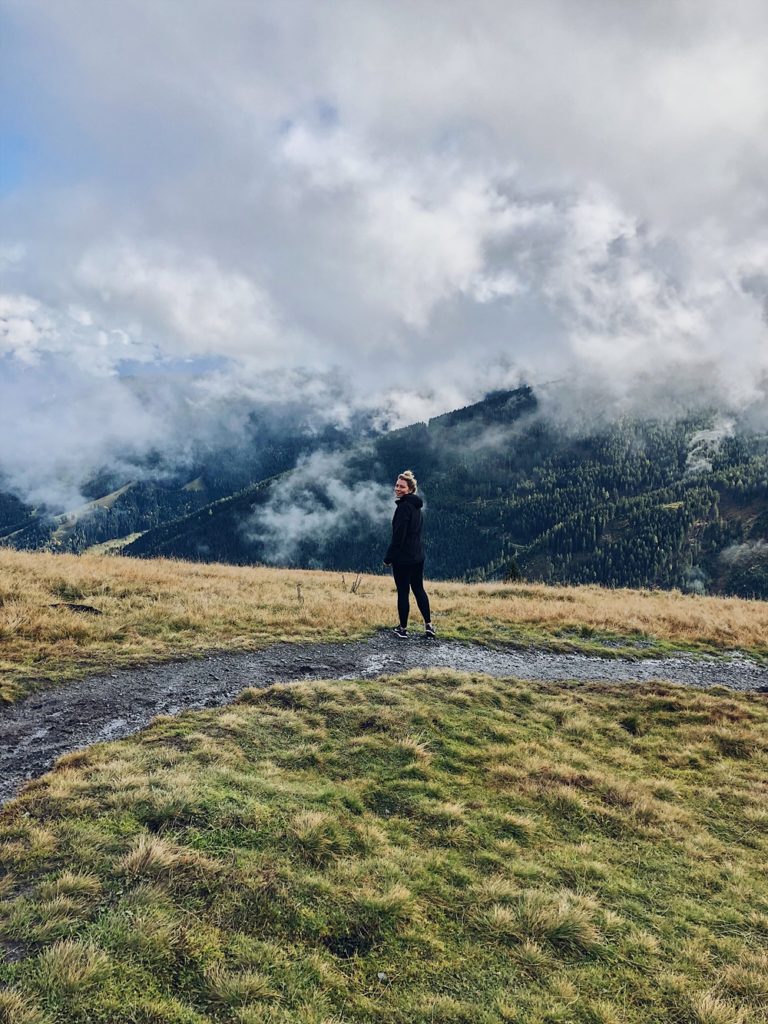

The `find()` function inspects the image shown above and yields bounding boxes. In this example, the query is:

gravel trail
[2,633,767,806]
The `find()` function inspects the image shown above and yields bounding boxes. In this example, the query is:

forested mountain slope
[123,388,768,598]
[0,419,355,555]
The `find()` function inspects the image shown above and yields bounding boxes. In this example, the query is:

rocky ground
[2,632,767,805]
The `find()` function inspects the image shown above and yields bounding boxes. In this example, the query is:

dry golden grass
[1,547,767,701]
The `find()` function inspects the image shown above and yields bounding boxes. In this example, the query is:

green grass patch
[441,619,756,661]
[2,671,767,1022]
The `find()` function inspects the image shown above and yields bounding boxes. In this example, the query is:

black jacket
[384,493,424,565]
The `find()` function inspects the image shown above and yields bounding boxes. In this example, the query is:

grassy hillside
[2,670,767,1023]
[0,479,211,554]
[2,549,768,703]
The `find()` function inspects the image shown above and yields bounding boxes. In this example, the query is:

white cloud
[1,0,768,502]
[0,294,53,364]
[279,125,534,330]
[75,242,286,361]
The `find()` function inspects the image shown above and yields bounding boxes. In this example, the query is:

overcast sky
[2,0,768,505]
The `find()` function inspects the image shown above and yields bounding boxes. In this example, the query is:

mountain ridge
[124,387,768,598]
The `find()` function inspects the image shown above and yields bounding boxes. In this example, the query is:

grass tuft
[712,729,759,759]
[498,812,536,844]
[289,811,349,866]
[689,992,749,1024]
[586,999,624,1024]
[509,938,553,977]
[35,939,111,998]
[206,967,276,1006]
[416,994,477,1023]
[481,888,603,953]
[36,870,101,900]
[118,833,214,879]
[0,872,17,899]
[0,990,49,1024]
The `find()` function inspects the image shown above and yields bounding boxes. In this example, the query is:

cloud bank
[1,0,767,506]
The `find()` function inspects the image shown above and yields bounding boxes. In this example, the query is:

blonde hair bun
[398,470,418,492]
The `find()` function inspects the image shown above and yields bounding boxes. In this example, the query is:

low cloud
[0,357,165,509]
[685,418,735,475]
[243,448,392,566]
[719,539,768,567]
[0,355,374,511]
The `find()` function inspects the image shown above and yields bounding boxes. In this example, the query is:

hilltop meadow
[2,549,768,705]
[1,549,767,1023]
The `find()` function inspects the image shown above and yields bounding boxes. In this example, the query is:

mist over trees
[3,387,767,599]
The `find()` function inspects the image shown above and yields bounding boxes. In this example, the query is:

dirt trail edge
[2,633,768,806]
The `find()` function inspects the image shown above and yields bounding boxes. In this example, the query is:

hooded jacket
[384,492,425,565]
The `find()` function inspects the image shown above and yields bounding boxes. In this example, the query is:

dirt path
[2,633,767,806]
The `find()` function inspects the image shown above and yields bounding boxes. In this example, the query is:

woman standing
[383,470,435,639]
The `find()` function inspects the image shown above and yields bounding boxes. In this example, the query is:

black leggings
[392,560,431,628]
